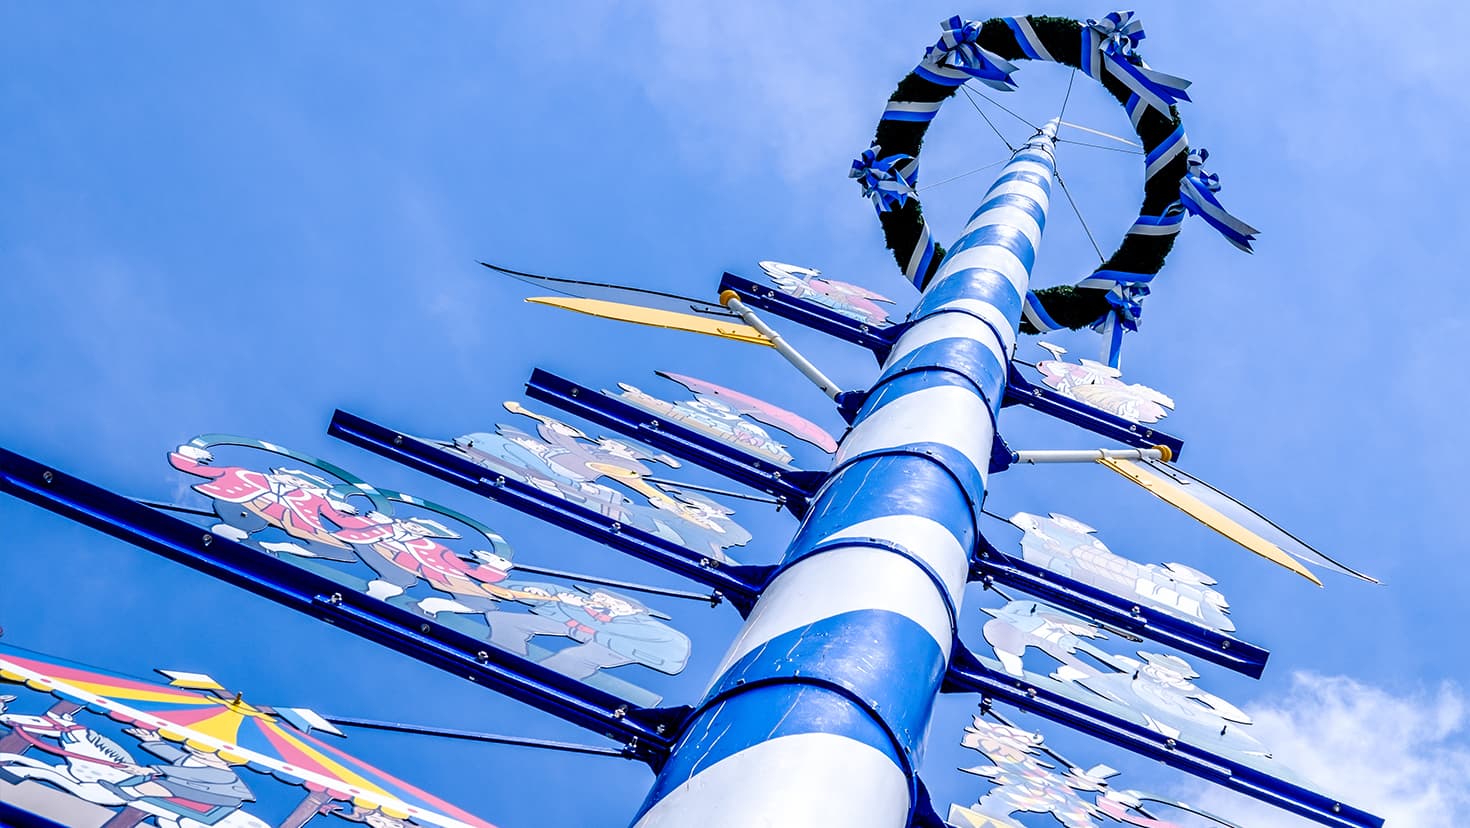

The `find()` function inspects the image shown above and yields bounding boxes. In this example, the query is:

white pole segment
[633,122,1059,828]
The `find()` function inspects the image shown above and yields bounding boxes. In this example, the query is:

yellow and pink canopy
[0,644,496,828]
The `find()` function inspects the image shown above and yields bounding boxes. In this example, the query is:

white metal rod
[720,292,841,400]
[1012,446,1170,465]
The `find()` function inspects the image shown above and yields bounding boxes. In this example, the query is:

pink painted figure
[1034,343,1174,424]
[759,261,895,326]
[169,445,375,562]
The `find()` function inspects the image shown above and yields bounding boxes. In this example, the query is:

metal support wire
[1054,166,1106,263]
[323,715,634,759]
[959,84,1016,152]
[136,498,723,605]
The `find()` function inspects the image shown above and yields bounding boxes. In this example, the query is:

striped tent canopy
[0,643,495,828]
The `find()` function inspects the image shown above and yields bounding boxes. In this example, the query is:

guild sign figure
[458,583,692,680]
[947,715,1241,828]
[980,600,1267,760]
[759,261,895,327]
[0,701,263,828]
[440,401,751,561]
[1034,342,1174,423]
[1010,512,1233,632]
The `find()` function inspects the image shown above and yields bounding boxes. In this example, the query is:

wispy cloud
[1181,672,1470,826]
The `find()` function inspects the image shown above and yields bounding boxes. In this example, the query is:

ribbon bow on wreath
[922,16,1019,91]
[1083,11,1191,115]
[850,145,918,213]
[1179,148,1259,252]
[1078,271,1157,367]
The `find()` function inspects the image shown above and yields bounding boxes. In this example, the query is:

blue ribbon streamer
[850,145,918,213]
[1079,270,1156,368]
[1179,148,1259,252]
[922,16,1019,91]
[1084,11,1191,115]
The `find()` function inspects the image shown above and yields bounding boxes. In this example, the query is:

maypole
[633,123,1059,826]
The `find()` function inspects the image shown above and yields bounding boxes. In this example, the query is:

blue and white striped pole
[634,122,1058,827]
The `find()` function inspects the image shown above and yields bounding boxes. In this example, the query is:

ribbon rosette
[850,145,918,213]
[1079,270,1157,367]
[1179,148,1259,252]
[922,16,1019,91]
[1083,11,1191,115]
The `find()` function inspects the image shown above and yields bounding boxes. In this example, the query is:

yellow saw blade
[1097,456,1324,586]
[526,296,773,347]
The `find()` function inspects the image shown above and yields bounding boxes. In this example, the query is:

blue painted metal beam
[0,444,679,763]
[328,410,771,614]
[523,368,822,514]
[1001,364,1186,459]
[717,271,901,360]
[970,533,1269,677]
[0,798,73,828]
[943,646,1382,828]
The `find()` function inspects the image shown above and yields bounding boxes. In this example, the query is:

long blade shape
[481,261,735,318]
[1097,456,1329,586]
[1132,458,1378,582]
[525,296,773,347]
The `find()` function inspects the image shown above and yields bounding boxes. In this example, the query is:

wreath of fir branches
[872,16,1186,333]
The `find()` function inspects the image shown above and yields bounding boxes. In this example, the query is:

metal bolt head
[201,534,213,546]
[476,651,489,664]
[41,470,54,483]
[392,435,403,445]
[419,623,430,633]
[610,522,622,533]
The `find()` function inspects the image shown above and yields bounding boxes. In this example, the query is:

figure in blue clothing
[478,583,691,679]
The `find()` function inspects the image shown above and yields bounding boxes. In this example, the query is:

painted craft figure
[0,701,264,828]
[163,436,692,699]
[169,445,370,562]
[947,716,1240,828]
[314,507,516,609]
[615,381,797,467]
[437,401,750,561]
[0,648,499,828]
[758,260,895,327]
[446,583,691,680]
[1010,512,1233,632]
[655,372,838,453]
[979,600,1267,760]
[1034,343,1174,423]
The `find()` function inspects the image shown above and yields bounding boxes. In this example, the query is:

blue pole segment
[632,124,1059,827]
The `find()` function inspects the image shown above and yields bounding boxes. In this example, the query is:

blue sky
[1,2,1467,826]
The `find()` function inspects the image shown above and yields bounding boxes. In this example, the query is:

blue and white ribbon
[1083,11,1191,116]
[1078,270,1156,368]
[1127,208,1185,237]
[1143,124,1188,181]
[882,99,945,124]
[850,145,918,213]
[919,16,1019,91]
[1003,16,1058,63]
[1022,290,1064,333]
[1179,148,1259,252]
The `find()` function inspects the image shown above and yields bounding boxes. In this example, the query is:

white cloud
[1180,672,1470,827]
[626,0,901,187]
